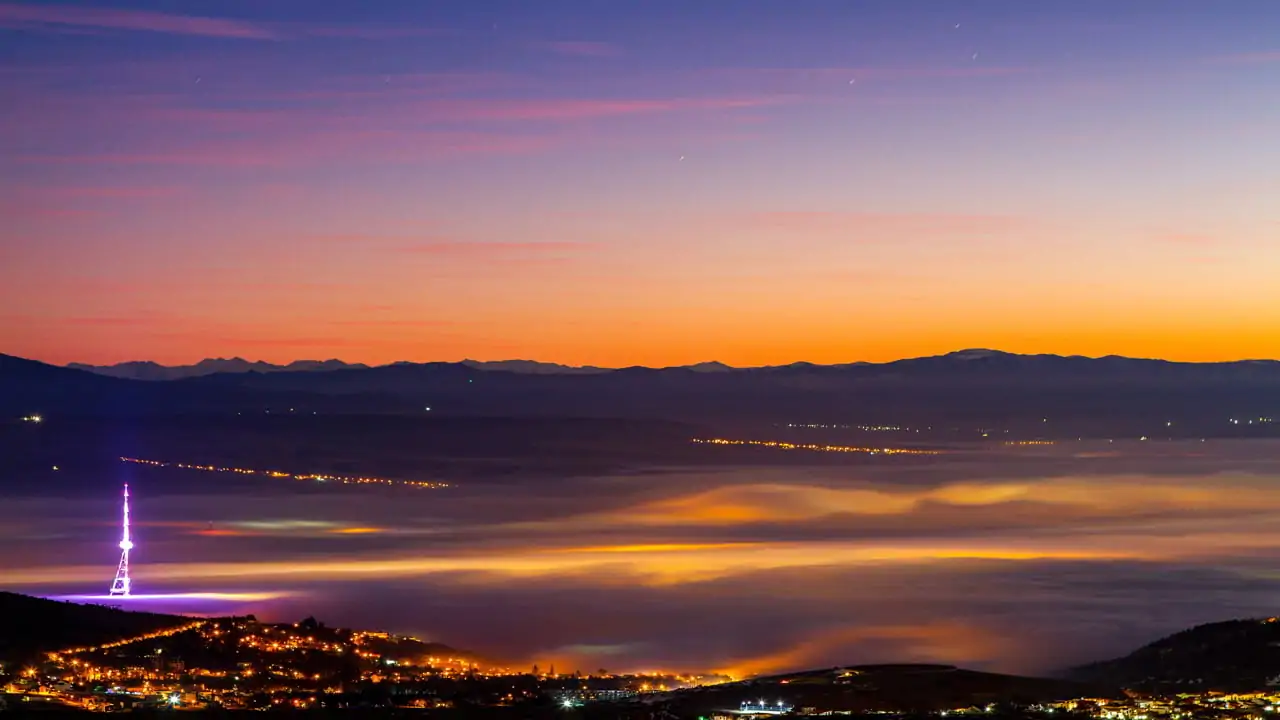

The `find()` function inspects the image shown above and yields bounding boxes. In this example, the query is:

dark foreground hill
[1068,618,1280,692]
[649,664,1117,715]
[0,592,191,665]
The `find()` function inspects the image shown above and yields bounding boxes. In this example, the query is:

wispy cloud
[0,314,162,327]
[1151,232,1216,246]
[701,65,1031,88]
[290,24,451,40]
[12,449,1280,676]
[59,316,159,327]
[0,205,107,219]
[539,41,620,58]
[4,57,775,168]
[1205,50,1280,65]
[15,130,558,167]
[16,150,283,168]
[10,185,184,200]
[193,336,361,349]
[408,96,777,123]
[717,622,1007,678]
[0,3,448,41]
[0,2,277,39]
[276,72,512,101]
[751,212,1028,237]
[106,95,773,128]
[396,241,589,256]
[16,279,360,297]
[327,319,456,329]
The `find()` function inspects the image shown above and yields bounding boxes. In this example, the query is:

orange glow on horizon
[714,622,1010,679]
[552,543,763,554]
[14,331,1280,369]
[8,280,1280,368]
[1,540,1148,588]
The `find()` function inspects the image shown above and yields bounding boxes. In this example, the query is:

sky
[9,439,1280,676]
[2,0,1279,367]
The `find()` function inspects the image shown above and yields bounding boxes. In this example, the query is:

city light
[32,615,717,711]
[691,438,941,456]
[119,456,450,490]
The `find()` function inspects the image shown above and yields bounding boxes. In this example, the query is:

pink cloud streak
[1205,50,1280,65]
[0,2,277,39]
[298,24,452,39]
[327,319,456,328]
[752,212,1028,236]
[14,130,558,167]
[0,315,162,327]
[13,186,184,199]
[7,90,767,167]
[409,96,777,122]
[60,316,158,327]
[1152,232,1216,246]
[540,41,620,57]
[123,95,774,129]
[0,3,449,41]
[396,241,588,256]
[701,65,1032,87]
[194,336,362,348]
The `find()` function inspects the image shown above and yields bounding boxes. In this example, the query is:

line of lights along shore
[109,483,133,597]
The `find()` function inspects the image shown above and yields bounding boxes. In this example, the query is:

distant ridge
[63,348,1280,380]
[459,359,610,375]
[67,357,371,381]
[679,361,736,373]
[8,349,1280,425]
[68,356,746,379]
[70,357,729,378]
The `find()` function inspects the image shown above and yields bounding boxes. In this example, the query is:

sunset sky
[3,0,1279,367]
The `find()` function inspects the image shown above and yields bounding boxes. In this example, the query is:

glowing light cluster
[784,423,907,431]
[109,484,132,596]
[690,438,941,455]
[120,457,450,489]
[1004,440,1056,446]
[31,603,759,711]
[51,621,207,658]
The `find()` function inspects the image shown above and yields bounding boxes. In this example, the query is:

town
[3,613,718,712]
[5,607,1280,719]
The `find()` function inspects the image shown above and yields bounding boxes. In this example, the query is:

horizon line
[24,347,1280,371]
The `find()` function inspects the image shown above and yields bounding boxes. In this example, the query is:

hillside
[0,592,191,665]
[646,664,1117,715]
[1068,618,1280,691]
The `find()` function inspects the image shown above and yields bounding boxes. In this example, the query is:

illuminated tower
[108,484,133,596]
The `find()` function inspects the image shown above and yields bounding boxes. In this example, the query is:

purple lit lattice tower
[108,484,133,596]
